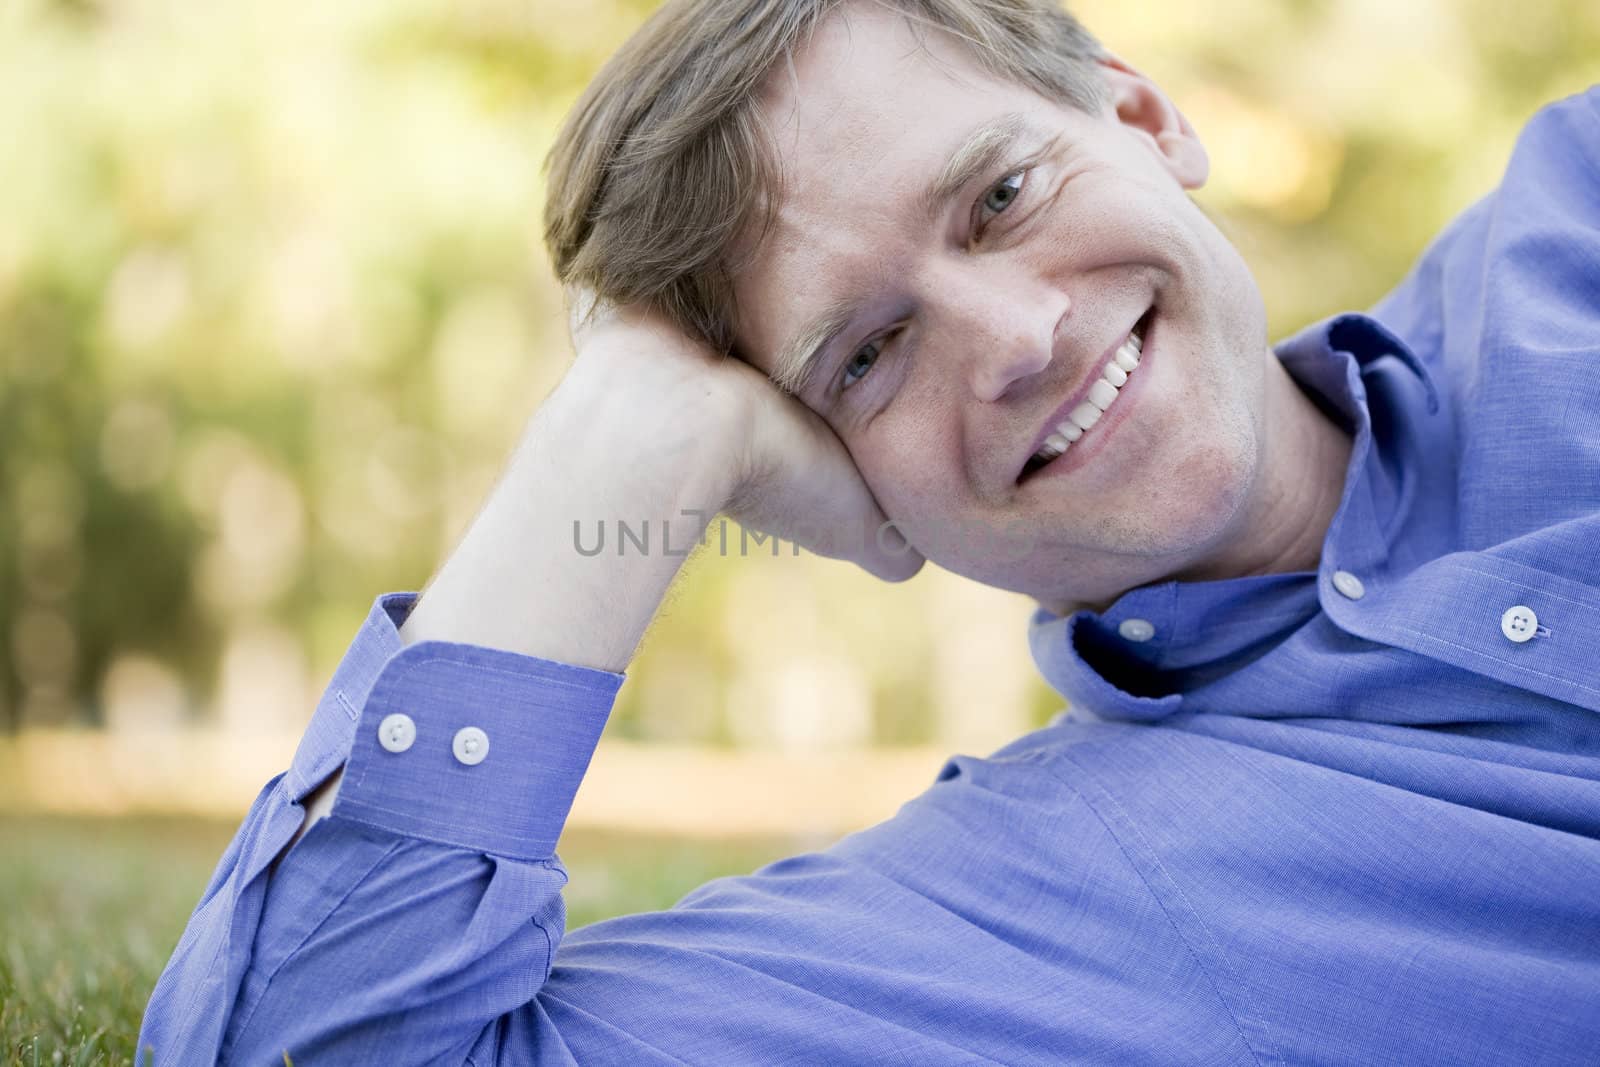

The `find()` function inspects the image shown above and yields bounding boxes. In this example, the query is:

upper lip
[1014,307,1150,483]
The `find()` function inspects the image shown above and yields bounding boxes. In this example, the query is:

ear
[1095,55,1209,190]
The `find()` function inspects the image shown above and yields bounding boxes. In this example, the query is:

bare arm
[296,300,920,836]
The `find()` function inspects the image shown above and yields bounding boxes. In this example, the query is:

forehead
[733,5,1040,374]
[761,6,987,164]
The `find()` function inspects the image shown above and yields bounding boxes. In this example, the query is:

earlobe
[1097,56,1211,190]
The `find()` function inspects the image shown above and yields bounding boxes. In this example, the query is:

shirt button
[1500,604,1538,644]
[377,713,416,753]
[1331,570,1366,600]
[452,726,490,766]
[1118,618,1156,642]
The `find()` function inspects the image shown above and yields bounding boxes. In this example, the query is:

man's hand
[396,295,921,672]
[572,299,923,584]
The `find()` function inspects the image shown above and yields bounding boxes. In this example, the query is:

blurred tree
[1,0,1596,743]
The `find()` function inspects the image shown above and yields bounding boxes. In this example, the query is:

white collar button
[1118,618,1156,642]
[1332,570,1366,600]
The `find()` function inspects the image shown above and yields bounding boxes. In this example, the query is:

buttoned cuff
[286,592,624,861]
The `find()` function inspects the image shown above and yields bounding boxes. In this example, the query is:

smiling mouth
[1016,308,1152,484]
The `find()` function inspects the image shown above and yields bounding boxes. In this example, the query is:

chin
[897,420,1260,599]
[1025,441,1260,600]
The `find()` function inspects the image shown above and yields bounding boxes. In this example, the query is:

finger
[860,519,925,583]
[757,419,926,583]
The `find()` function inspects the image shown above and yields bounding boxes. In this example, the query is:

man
[139,0,1600,1063]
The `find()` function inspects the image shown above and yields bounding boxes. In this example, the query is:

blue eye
[979,171,1025,224]
[841,338,882,389]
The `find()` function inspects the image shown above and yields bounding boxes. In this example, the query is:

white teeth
[1033,433,1070,463]
[1087,379,1119,411]
[1025,322,1149,473]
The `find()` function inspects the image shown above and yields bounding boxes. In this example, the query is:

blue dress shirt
[139,87,1600,1065]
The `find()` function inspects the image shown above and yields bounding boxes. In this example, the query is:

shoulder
[1508,85,1600,184]
[1492,84,1600,259]
[1489,85,1600,328]
[1367,85,1600,551]
[1371,85,1600,360]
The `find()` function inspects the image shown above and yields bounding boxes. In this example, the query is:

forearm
[396,299,917,669]
[400,350,739,671]
[290,358,738,846]
[397,377,733,667]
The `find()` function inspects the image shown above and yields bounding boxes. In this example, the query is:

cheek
[1180,194,1266,331]
[1145,352,1262,529]
[854,408,964,519]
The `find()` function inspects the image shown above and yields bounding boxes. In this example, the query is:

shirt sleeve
[134,592,624,1066]
[136,595,1256,1066]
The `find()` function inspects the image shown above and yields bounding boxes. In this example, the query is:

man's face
[733,6,1272,611]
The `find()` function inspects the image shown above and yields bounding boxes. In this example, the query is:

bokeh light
[1,0,1596,779]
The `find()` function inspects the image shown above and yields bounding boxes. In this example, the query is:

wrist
[398,350,751,670]
[550,340,754,510]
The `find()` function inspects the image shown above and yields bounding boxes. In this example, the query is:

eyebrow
[768,112,1032,396]
[916,111,1030,222]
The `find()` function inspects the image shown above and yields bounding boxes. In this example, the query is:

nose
[956,272,1070,404]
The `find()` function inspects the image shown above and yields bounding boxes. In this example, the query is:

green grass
[0,814,809,1066]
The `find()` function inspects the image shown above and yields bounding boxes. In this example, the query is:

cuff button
[377,713,417,753]
[452,726,490,766]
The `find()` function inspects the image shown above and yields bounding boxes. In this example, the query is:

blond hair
[544,0,1106,361]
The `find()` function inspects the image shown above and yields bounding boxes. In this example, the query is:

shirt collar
[1027,312,1438,721]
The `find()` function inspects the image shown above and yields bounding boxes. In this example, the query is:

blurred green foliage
[1,0,1596,744]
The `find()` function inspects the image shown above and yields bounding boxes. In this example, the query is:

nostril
[978,353,1052,405]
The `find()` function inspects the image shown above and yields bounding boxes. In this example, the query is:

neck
[1178,355,1353,584]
